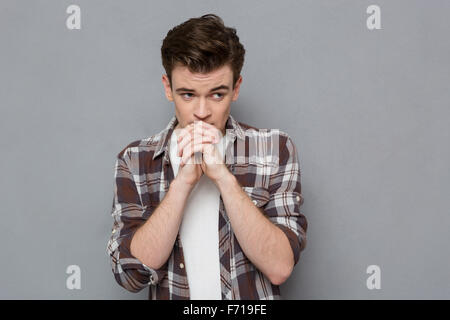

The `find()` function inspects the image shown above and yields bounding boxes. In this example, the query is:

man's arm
[216,173,294,286]
[107,150,193,292]
[214,133,307,286]
[130,177,193,269]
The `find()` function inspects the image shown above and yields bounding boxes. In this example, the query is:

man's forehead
[172,64,232,88]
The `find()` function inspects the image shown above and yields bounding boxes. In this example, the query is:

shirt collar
[152,114,245,160]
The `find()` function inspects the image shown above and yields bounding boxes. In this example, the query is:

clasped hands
[174,121,230,187]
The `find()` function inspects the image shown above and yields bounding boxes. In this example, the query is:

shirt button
[252,200,258,205]
[149,274,154,285]
[179,263,184,269]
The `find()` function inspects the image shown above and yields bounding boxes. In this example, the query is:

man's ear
[162,74,174,101]
[232,75,243,101]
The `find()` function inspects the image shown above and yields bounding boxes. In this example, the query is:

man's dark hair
[161,14,246,90]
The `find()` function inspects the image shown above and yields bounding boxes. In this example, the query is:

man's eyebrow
[175,85,230,93]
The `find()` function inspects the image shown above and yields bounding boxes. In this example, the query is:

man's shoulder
[236,119,293,142]
[116,128,167,159]
[235,119,299,167]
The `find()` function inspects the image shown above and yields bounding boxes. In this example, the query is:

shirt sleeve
[265,133,308,266]
[106,150,167,292]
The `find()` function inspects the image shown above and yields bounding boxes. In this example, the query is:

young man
[107,14,307,300]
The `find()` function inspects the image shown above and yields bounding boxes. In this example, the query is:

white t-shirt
[168,130,229,300]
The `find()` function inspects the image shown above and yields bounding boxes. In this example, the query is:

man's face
[162,63,242,136]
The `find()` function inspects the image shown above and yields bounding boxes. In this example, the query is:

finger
[180,140,212,166]
[180,142,214,164]
[182,121,220,142]
[177,133,191,157]
[177,128,199,156]
[192,126,217,144]
[178,133,214,159]
[197,121,223,143]
[192,123,221,143]
[197,120,216,131]
[192,120,217,133]
[175,123,194,143]
[192,121,218,136]
[176,121,219,147]
[178,132,213,157]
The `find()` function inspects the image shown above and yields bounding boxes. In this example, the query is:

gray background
[1,0,449,299]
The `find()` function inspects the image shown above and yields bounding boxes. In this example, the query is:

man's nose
[194,98,211,120]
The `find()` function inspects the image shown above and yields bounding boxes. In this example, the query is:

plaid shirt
[107,114,307,299]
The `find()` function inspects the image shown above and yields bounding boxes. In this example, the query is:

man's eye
[212,93,224,99]
[182,93,193,99]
